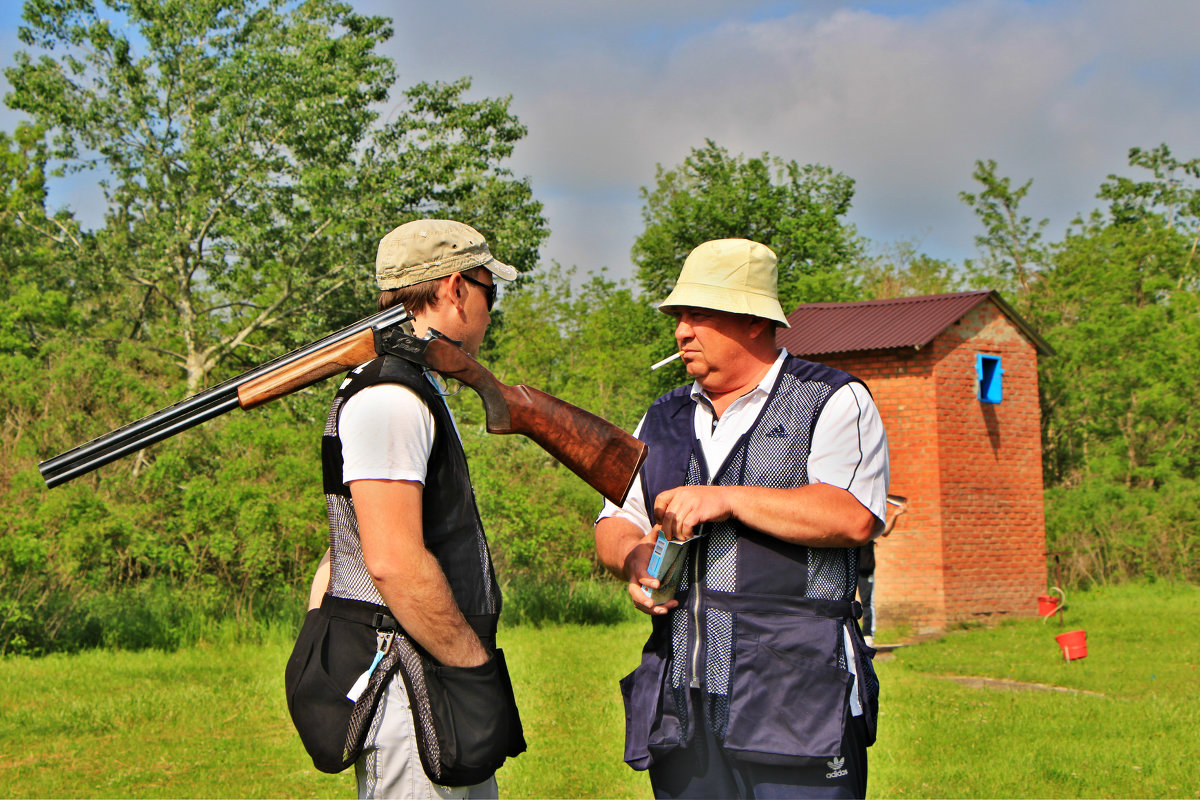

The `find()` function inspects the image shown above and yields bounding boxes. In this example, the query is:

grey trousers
[356,674,499,800]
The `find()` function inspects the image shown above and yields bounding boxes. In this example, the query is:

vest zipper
[688,535,703,688]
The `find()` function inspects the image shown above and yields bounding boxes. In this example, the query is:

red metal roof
[777,290,1053,357]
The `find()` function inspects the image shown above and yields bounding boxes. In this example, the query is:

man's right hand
[623,535,678,616]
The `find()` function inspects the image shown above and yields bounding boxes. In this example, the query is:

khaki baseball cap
[658,238,790,327]
[375,219,518,290]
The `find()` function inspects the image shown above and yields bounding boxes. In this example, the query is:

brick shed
[777,290,1054,632]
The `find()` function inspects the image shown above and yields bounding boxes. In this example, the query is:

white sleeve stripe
[843,383,866,490]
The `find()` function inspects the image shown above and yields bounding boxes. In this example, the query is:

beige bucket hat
[375,219,517,289]
[658,238,790,327]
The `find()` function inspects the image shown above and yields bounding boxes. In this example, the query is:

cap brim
[658,281,790,328]
[483,258,518,282]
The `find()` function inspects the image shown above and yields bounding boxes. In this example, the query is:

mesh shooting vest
[321,354,504,773]
[637,355,879,756]
[322,354,499,618]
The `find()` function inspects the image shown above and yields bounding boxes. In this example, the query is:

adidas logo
[825,756,848,779]
[765,424,788,438]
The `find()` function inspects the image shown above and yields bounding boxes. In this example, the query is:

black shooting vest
[322,354,500,622]
[622,355,879,769]
[287,354,521,780]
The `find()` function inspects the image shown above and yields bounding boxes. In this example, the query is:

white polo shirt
[598,348,889,533]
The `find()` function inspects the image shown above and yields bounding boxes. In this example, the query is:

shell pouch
[408,648,526,787]
[722,611,853,765]
[285,606,395,774]
[620,645,687,770]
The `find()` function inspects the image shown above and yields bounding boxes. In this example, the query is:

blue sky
[4,0,1200,284]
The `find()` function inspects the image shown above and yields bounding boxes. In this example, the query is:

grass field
[0,581,1196,798]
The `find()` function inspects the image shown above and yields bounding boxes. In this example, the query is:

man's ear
[439,272,470,313]
[747,316,772,340]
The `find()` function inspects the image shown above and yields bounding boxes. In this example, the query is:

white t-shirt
[339,382,442,484]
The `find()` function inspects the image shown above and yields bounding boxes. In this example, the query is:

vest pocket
[620,647,685,770]
[722,615,852,764]
[421,649,523,786]
[284,608,370,773]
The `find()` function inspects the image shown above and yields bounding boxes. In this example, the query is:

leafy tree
[0,0,549,652]
[0,123,87,355]
[448,268,672,595]
[1029,146,1200,586]
[1038,144,1200,490]
[633,139,863,312]
[959,159,1049,315]
[487,266,673,428]
[6,0,546,392]
[852,238,966,300]
[1098,144,1200,234]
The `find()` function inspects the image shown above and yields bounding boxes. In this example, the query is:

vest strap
[703,591,861,619]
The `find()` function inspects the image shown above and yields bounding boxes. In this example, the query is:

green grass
[873,581,1200,799]
[0,582,1196,798]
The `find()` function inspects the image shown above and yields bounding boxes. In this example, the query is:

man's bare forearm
[654,482,877,546]
[371,551,488,667]
[352,479,487,668]
[595,517,649,581]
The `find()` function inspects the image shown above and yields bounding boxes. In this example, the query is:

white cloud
[7,0,1200,281]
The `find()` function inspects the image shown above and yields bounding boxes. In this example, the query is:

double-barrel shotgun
[39,306,648,505]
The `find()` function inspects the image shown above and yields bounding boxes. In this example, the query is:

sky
[3,0,1200,285]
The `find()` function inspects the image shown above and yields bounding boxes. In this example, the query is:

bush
[1044,476,1200,588]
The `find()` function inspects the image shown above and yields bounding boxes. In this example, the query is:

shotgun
[38,306,649,505]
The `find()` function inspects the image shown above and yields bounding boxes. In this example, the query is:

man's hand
[595,517,678,616]
[623,531,679,616]
[653,485,733,541]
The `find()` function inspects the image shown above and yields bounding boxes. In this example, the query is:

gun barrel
[42,395,241,488]
[39,305,412,487]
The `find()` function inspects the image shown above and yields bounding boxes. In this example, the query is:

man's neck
[701,350,780,417]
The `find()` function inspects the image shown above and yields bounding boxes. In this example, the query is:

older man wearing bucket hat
[300,219,523,799]
[595,238,890,799]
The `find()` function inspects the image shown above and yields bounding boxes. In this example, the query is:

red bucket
[1056,629,1088,661]
[1038,594,1061,617]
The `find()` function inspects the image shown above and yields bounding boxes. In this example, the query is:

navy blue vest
[623,355,879,768]
[639,355,859,599]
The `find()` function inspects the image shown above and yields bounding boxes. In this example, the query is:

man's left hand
[653,485,733,541]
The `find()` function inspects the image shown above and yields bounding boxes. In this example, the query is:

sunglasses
[461,272,498,311]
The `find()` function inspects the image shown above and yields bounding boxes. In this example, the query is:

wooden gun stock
[403,335,648,506]
[40,307,648,506]
[236,330,378,410]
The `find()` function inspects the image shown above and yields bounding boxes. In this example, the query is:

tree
[1038,145,1200,489]
[959,159,1049,314]
[1099,144,1200,235]
[6,0,546,391]
[456,267,670,594]
[0,123,84,356]
[633,140,863,312]
[852,238,965,300]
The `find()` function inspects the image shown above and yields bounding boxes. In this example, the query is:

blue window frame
[976,354,1003,404]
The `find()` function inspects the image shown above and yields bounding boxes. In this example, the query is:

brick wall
[811,300,1048,630]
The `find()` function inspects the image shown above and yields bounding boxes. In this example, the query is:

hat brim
[658,281,790,328]
[482,257,518,282]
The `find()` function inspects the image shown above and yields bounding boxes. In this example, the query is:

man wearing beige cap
[303,220,522,798]
[596,238,889,798]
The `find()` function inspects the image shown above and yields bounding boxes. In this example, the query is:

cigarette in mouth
[650,352,683,371]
